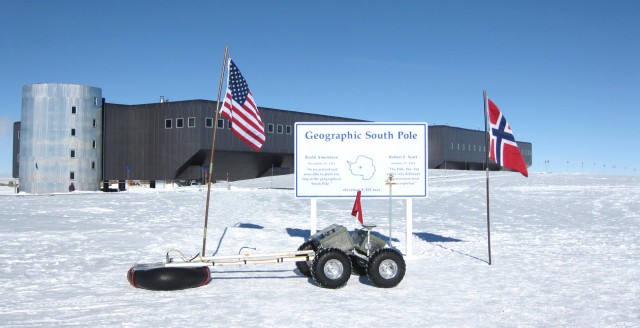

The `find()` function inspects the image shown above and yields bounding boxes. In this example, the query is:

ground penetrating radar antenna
[386,173,396,246]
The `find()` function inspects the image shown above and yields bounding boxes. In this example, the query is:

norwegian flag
[488,98,528,177]
[221,59,265,151]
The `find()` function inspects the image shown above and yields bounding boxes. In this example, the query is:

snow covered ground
[0,171,638,327]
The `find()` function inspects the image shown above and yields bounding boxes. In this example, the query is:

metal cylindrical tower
[19,83,103,193]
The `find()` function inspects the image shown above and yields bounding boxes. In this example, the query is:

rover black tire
[367,248,405,288]
[349,254,368,276]
[127,263,211,291]
[311,248,351,289]
[295,240,314,277]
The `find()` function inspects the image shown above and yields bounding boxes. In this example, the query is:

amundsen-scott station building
[12,83,532,193]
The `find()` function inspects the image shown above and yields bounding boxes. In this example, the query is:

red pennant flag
[351,190,363,224]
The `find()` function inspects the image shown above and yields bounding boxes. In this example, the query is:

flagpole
[483,90,492,265]
[202,44,229,256]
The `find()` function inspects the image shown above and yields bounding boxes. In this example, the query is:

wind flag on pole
[487,98,529,177]
[351,190,363,224]
[221,59,266,151]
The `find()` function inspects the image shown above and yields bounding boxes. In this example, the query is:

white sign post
[295,122,428,257]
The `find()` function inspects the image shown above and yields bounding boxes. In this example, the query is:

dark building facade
[12,122,20,178]
[102,100,363,182]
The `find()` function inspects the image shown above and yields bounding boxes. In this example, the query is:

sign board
[295,122,428,198]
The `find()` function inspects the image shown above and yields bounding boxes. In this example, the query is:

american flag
[488,98,528,177]
[220,59,265,151]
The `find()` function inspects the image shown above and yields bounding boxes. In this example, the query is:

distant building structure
[428,125,532,171]
[16,84,102,193]
[12,83,532,193]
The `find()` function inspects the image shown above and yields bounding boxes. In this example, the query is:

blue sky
[1,0,639,176]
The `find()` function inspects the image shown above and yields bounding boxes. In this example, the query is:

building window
[94,97,98,106]
[176,118,184,128]
[451,142,454,150]
[188,117,195,128]
[92,140,96,148]
[268,123,275,133]
[165,119,172,129]
[91,161,96,170]
[18,131,20,139]
[70,171,75,180]
[277,124,283,134]
[286,125,292,134]
[70,150,76,158]
[71,106,77,114]
[71,128,76,136]
[216,118,223,129]
[93,119,96,127]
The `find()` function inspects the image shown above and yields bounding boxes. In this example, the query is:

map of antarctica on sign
[295,122,428,198]
[348,155,376,180]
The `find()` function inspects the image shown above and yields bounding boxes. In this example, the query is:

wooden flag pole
[483,90,492,265]
[202,44,229,256]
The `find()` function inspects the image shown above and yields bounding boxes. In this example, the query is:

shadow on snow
[413,232,462,243]
[413,233,488,264]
